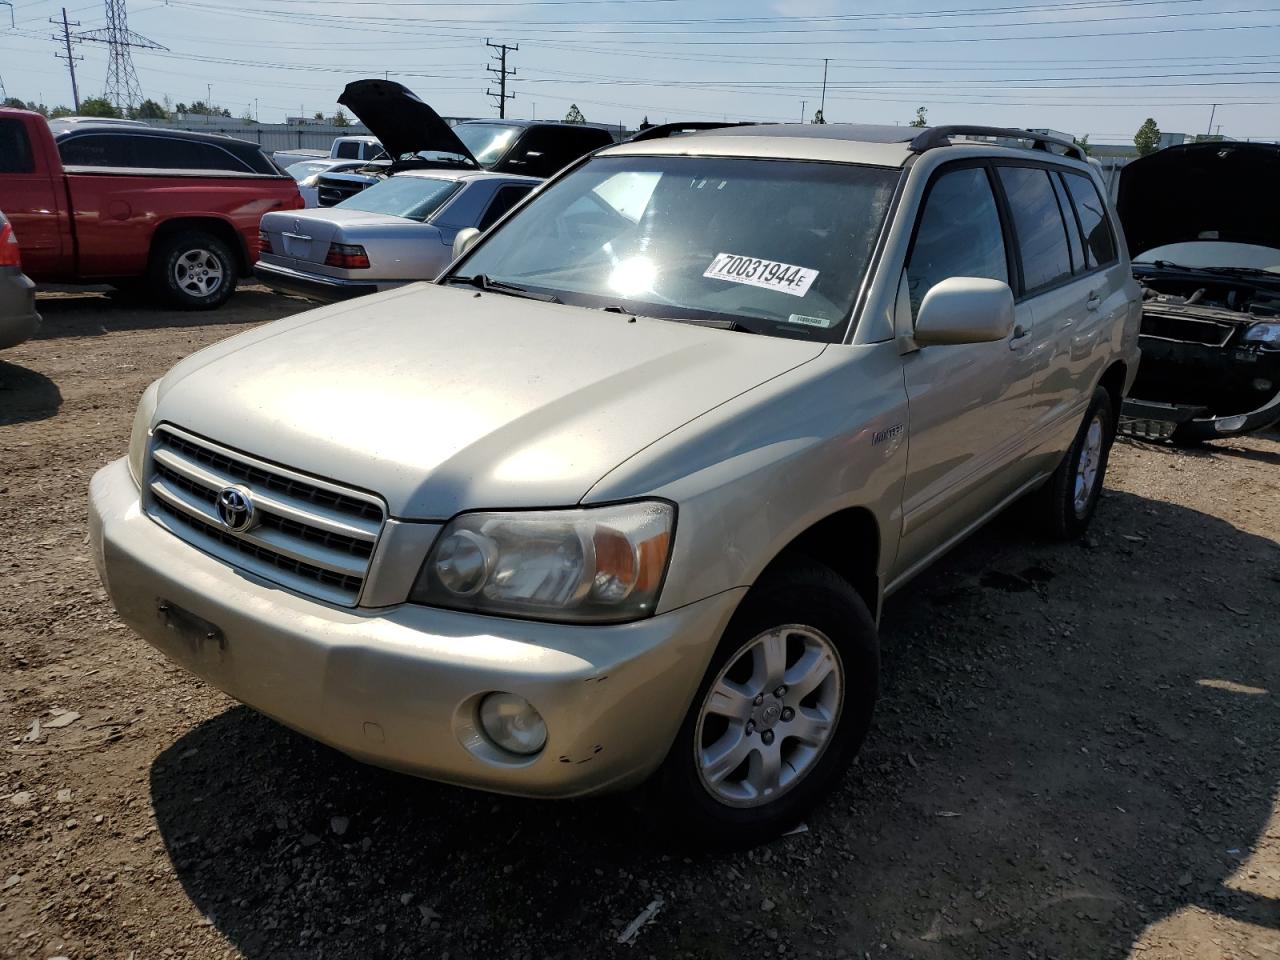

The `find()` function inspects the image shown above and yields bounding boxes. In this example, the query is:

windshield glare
[453,155,899,341]
[334,176,459,221]
[453,123,522,167]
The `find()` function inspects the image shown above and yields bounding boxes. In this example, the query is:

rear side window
[478,184,533,231]
[334,140,360,159]
[1062,172,1118,268]
[0,119,35,173]
[144,137,249,172]
[906,166,1008,319]
[1050,173,1086,273]
[997,166,1073,292]
[59,134,135,167]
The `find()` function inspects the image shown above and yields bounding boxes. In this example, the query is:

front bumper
[1122,334,1280,440]
[0,270,41,350]
[90,458,741,797]
[253,261,380,303]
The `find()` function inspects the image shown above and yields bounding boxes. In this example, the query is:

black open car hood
[337,79,478,166]
[1117,141,1280,258]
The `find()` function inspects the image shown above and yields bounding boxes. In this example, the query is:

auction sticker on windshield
[703,253,818,298]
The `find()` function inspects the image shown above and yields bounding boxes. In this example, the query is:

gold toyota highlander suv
[90,124,1141,844]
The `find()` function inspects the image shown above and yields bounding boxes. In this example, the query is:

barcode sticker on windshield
[703,253,818,298]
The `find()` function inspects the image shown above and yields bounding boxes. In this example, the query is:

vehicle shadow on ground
[0,360,63,425]
[32,285,303,340]
[149,489,1279,959]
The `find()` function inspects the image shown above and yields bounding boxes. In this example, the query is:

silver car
[254,170,537,302]
[90,123,1140,844]
[0,211,40,350]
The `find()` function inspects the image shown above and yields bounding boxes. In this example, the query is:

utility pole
[51,8,83,111]
[485,38,517,118]
[820,58,829,119]
[1206,103,1218,136]
[801,100,806,123]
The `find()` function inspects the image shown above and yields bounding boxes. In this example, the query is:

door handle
[1009,322,1031,348]
[1086,292,1102,311]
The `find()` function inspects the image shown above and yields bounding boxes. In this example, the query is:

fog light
[479,693,547,755]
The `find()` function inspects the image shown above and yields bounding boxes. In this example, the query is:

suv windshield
[335,176,459,221]
[452,155,900,341]
[454,123,523,167]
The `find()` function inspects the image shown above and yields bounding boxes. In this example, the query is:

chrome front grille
[145,425,385,606]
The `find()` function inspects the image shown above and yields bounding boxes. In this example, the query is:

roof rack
[625,121,754,143]
[909,125,1086,162]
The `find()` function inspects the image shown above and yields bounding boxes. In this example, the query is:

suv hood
[1117,141,1280,258]
[153,285,825,518]
[337,79,479,166]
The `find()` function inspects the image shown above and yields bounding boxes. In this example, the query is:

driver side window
[905,166,1008,320]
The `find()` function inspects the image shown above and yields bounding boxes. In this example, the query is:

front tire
[150,231,237,310]
[1039,386,1116,539]
[655,558,879,846]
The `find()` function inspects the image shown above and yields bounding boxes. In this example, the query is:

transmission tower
[77,0,165,113]
[485,39,517,119]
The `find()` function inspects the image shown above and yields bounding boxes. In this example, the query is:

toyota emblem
[216,485,257,533]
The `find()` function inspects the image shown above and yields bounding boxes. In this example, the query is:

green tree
[132,98,167,120]
[564,103,585,124]
[1073,133,1093,156]
[812,108,825,124]
[333,108,351,127]
[909,106,928,128]
[79,97,122,118]
[1134,117,1161,156]
[639,115,654,131]
[3,98,50,116]
[49,105,74,119]
[313,111,325,121]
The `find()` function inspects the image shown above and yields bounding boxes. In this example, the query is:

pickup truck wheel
[1040,386,1116,539]
[151,232,236,310]
[655,558,879,847]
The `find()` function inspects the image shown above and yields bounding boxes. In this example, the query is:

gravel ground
[1,287,1278,960]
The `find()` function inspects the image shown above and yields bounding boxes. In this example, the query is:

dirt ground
[1,287,1277,960]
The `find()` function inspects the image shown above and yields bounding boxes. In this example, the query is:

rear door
[896,163,1039,575]
[0,116,67,277]
[993,163,1089,445]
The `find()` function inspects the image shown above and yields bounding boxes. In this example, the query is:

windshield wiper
[444,274,562,303]
[661,316,757,333]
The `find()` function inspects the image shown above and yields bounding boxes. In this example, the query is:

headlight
[411,501,674,623]
[128,380,161,486]
[1242,322,1280,345]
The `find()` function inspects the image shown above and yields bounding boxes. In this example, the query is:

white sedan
[285,158,371,208]
[254,170,537,302]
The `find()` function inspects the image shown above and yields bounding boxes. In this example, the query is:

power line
[50,6,82,111]
[486,38,517,118]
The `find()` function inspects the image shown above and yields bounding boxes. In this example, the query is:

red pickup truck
[0,109,303,309]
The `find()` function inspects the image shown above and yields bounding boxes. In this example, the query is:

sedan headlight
[1241,322,1280,345]
[128,379,161,486]
[411,501,674,623]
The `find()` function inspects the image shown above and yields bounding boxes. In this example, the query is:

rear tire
[1038,386,1116,539]
[654,557,879,847]
[150,231,237,310]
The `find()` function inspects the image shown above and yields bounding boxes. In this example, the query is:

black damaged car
[1117,141,1280,443]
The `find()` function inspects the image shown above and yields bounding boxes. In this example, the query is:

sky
[2,0,1279,143]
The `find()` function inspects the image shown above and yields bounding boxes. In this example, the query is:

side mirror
[452,227,481,261]
[914,277,1015,346]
